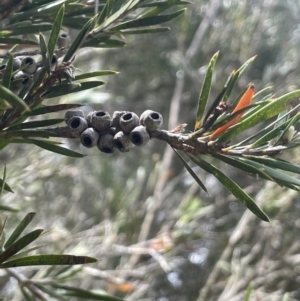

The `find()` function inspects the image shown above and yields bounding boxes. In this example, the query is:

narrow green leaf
[236,55,256,78]
[0,216,7,250]
[5,21,33,29]
[11,0,66,21]
[273,112,300,145]
[218,90,300,142]
[54,265,73,277]
[189,155,269,221]
[28,104,83,116]
[0,254,98,267]
[63,16,91,30]
[0,163,13,194]
[6,24,52,36]
[236,157,300,189]
[0,204,18,212]
[234,103,300,148]
[253,86,273,100]
[194,51,219,130]
[4,212,36,249]
[4,130,56,138]
[63,15,97,62]
[81,35,110,47]
[222,56,256,104]
[244,156,300,174]
[7,119,64,131]
[8,138,60,145]
[0,37,38,45]
[42,81,105,98]
[91,39,126,48]
[74,71,118,80]
[0,178,13,193]
[93,0,137,33]
[34,283,70,301]
[140,0,186,18]
[244,283,252,301]
[2,55,13,88]
[173,149,209,194]
[20,286,35,301]
[0,165,7,197]
[111,9,186,30]
[39,32,51,74]
[0,85,30,111]
[53,284,124,301]
[25,67,47,103]
[140,0,190,8]
[7,245,44,261]
[97,1,109,26]
[119,27,170,34]
[222,70,239,103]
[48,4,65,59]
[249,121,288,149]
[203,85,227,125]
[0,229,43,264]
[0,31,12,37]
[211,153,275,182]
[31,140,85,158]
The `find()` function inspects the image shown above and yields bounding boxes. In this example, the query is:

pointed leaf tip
[194,51,219,131]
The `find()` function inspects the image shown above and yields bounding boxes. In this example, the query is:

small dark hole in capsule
[22,77,29,85]
[24,57,33,65]
[60,33,68,38]
[103,147,113,153]
[115,141,123,149]
[123,113,132,121]
[70,119,80,128]
[132,133,142,144]
[83,137,92,146]
[0,65,6,70]
[96,111,106,117]
[51,56,57,64]
[151,113,159,120]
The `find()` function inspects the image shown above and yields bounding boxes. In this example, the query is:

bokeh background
[1,0,300,300]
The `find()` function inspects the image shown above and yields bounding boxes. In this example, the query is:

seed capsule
[140,110,163,131]
[67,116,88,137]
[57,32,70,48]
[119,112,139,133]
[21,57,37,74]
[80,127,99,148]
[129,125,150,146]
[113,131,134,152]
[97,134,115,154]
[65,110,85,124]
[112,111,126,128]
[13,58,21,71]
[87,110,111,132]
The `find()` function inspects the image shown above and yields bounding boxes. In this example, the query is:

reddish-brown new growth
[208,84,255,140]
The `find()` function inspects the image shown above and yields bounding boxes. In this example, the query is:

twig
[5,267,48,300]
[0,47,67,59]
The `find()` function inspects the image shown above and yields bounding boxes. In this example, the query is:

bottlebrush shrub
[0,1,300,300]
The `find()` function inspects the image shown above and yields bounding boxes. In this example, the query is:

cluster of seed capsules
[0,32,70,92]
[65,109,163,153]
